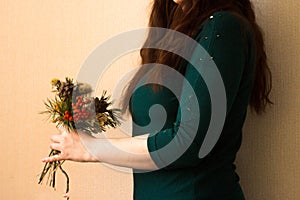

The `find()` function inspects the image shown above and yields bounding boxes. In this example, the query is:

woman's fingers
[42,154,62,162]
[41,142,65,162]
[50,134,62,143]
[49,142,62,151]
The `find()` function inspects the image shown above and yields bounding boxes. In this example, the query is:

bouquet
[38,77,121,199]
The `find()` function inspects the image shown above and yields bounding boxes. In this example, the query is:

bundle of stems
[38,150,70,200]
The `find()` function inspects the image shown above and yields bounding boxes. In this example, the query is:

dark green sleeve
[147,12,252,169]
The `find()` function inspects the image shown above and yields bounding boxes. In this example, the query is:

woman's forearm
[85,134,158,170]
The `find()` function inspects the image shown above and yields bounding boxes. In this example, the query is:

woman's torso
[130,11,255,200]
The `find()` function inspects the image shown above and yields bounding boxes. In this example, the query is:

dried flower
[51,78,60,87]
[97,113,108,127]
[76,83,93,95]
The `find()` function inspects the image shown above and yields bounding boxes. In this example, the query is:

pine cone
[95,97,109,113]
[58,79,74,99]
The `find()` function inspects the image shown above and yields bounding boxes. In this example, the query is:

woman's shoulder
[197,10,253,38]
[194,10,254,49]
[204,10,251,28]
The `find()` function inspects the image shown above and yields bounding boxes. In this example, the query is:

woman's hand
[42,128,97,163]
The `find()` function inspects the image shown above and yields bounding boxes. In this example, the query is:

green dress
[130,11,256,200]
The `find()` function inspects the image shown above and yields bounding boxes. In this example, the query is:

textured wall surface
[236,1,300,199]
[0,0,299,199]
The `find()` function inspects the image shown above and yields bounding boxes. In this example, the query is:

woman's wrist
[83,148,99,162]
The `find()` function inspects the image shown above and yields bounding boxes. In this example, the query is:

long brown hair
[122,0,272,115]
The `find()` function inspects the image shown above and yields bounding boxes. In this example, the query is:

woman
[42,0,272,199]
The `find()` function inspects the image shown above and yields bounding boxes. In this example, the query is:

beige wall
[0,0,299,199]
[236,1,300,199]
